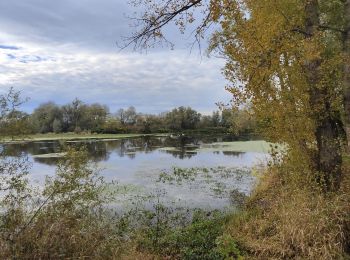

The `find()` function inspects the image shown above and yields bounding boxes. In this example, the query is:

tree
[80,103,109,132]
[199,115,214,128]
[220,109,233,128]
[165,106,201,130]
[0,88,31,139]
[116,106,137,126]
[101,117,124,134]
[124,106,137,125]
[31,102,63,133]
[300,0,343,189]
[231,108,256,137]
[62,98,85,132]
[126,0,349,190]
[52,118,63,133]
[211,111,221,127]
[343,0,350,147]
[115,108,126,125]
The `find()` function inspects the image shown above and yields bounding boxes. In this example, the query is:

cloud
[0,0,230,114]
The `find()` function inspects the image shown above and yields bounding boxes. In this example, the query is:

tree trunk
[343,0,350,149]
[304,0,342,191]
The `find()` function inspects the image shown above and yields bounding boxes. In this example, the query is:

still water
[1,136,269,210]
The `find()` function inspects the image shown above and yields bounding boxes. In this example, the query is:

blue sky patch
[0,45,19,50]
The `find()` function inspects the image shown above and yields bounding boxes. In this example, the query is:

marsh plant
[158,166,253,198]
[158,166,252,184]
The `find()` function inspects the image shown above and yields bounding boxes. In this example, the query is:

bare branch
[120,0,209,50]
[318,24,345,34]
[291,27,312,37]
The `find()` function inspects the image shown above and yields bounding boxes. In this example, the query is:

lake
[1,135,270,210]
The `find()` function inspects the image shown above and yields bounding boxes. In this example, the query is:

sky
[0,0,230,115]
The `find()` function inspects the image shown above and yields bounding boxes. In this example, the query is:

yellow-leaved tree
[125,0,350,191]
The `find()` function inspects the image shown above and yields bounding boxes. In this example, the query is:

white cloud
[0,0,231,114]
[0,42,229,114]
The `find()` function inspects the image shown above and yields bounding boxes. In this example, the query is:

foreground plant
[0,146,125,259]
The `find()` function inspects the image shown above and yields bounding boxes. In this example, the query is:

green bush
[136,209,238,260]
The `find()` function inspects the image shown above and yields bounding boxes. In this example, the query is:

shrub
[135,208,234,260]
[0,146,126,259]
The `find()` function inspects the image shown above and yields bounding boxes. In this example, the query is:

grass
[0,132,170,143]
[220,163,350,259]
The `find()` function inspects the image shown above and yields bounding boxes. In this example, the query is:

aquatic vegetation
[157,166,254,200]
[0,133,170,143]
[158,140,275,154]
[157,147,182,152]
[4,137,267,210]
[106,183,143,196]
[32,152,67,158]
[158,166,251,184]
[198,140,282,153]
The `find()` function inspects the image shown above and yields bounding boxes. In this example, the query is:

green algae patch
[158,147,182,152]
[158,141,283,154]
[198,140,280,153]
[0,133,170,143]
[32,152,67,158]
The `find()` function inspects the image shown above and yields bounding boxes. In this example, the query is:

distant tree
[124,106,137,125]
[199,115,214,128]
[62,98,85,132]
[211,111,221,127]
[183,107,201,129]
[231,108,257,137]
[165,106,201,130]
[52,118,63,133]
[220,109,233,128]
[80,103,109,132]
[165,108,182,131]
[101,118,124,134]
[0,88,31,139]
[116,108,126,125]
[116,106,137,126]
[31,102,62,133]
[138,116,152,133]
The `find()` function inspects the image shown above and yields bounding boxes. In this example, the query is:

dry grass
[225,163,350,259]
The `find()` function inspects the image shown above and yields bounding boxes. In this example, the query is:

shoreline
[0,133,171,144]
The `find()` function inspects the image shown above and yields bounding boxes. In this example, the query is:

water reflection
[0,135,268,210]
[0,135,244,166]
[222,151,245,157]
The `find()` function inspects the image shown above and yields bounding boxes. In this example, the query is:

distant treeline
[1,94,256,136]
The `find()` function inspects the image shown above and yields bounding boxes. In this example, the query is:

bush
[0,146,127,259]
[135,208,235,260]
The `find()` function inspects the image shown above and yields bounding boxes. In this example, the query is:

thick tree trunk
[343,0,350,149]
[304,0,342,191]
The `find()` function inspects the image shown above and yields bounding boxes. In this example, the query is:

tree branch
[318,24,345,34]
[120,0,204,50]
